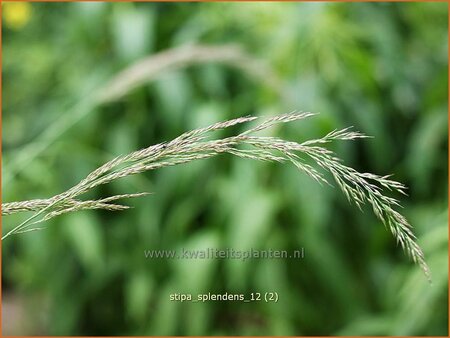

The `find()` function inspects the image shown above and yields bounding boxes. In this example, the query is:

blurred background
[2,2,448,336]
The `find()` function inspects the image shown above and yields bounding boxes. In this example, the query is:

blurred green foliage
[2,2,448,336]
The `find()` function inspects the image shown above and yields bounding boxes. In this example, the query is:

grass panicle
[1,112,430,280]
